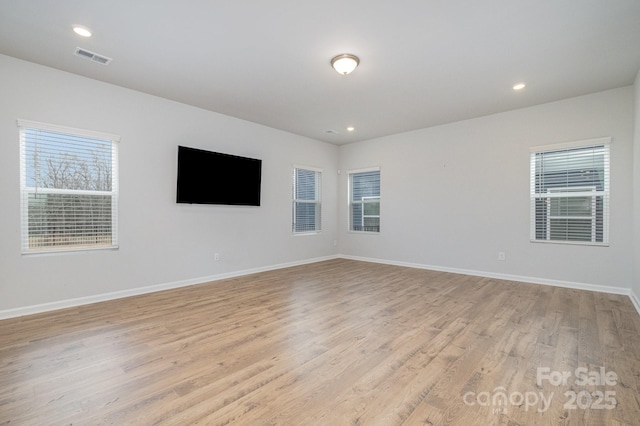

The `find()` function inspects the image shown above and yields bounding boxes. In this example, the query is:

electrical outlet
[498,251,506,261]
[214,253,220,261]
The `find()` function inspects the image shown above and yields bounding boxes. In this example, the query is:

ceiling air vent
[74,47,112,65]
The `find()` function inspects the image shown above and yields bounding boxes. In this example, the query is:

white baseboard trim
[0,255,339,320]
[339,254,631,296]
[3,254,637,320]
[629,288,640,316]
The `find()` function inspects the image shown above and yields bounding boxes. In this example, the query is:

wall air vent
[74,47,112,65]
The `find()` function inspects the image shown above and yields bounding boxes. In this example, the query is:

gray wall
[339,87,635,291]
[0,55,339,313]
[633,70,640,303]
[1,53,637,316]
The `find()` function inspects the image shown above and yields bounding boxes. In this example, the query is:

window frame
[18,119,120,254]
[292,165,322,234]
[348,167,381,233]
[529,137,610,246]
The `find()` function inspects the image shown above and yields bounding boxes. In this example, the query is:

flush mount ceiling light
[73,25,92,37]
[331,54,359,75]
[513,82,526,91]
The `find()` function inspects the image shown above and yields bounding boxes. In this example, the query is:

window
[530,138,610,245]
[292,166,321,233]
[349,168,380,232]
[18,120,119,253]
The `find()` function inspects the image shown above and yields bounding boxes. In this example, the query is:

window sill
[293,231,321,236]
[22,245,119,256]
[530,240,608,247]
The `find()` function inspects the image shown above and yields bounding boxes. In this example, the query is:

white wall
[339,87,635,291]
[633,70,640,302]
[0,55,338,313]
[1,53,637,316]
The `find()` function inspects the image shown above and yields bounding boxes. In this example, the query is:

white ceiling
[1,1,639,144]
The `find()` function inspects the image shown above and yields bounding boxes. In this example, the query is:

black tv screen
[176,146,262,206]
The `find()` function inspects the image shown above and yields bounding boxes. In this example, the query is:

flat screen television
[176,145,262,206]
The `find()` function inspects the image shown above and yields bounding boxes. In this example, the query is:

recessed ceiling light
[347,126,355,132]
[513,82,526,91]
[73,26,92,37]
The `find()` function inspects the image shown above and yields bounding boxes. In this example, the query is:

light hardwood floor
[1,259,639,425]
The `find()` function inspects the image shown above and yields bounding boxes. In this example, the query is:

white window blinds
[293,167,321,233]
[18,120,120,253]
[349,168,380,232]
[530,138,610,245]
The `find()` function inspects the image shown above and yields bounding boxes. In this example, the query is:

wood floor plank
[1,259,639,425]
